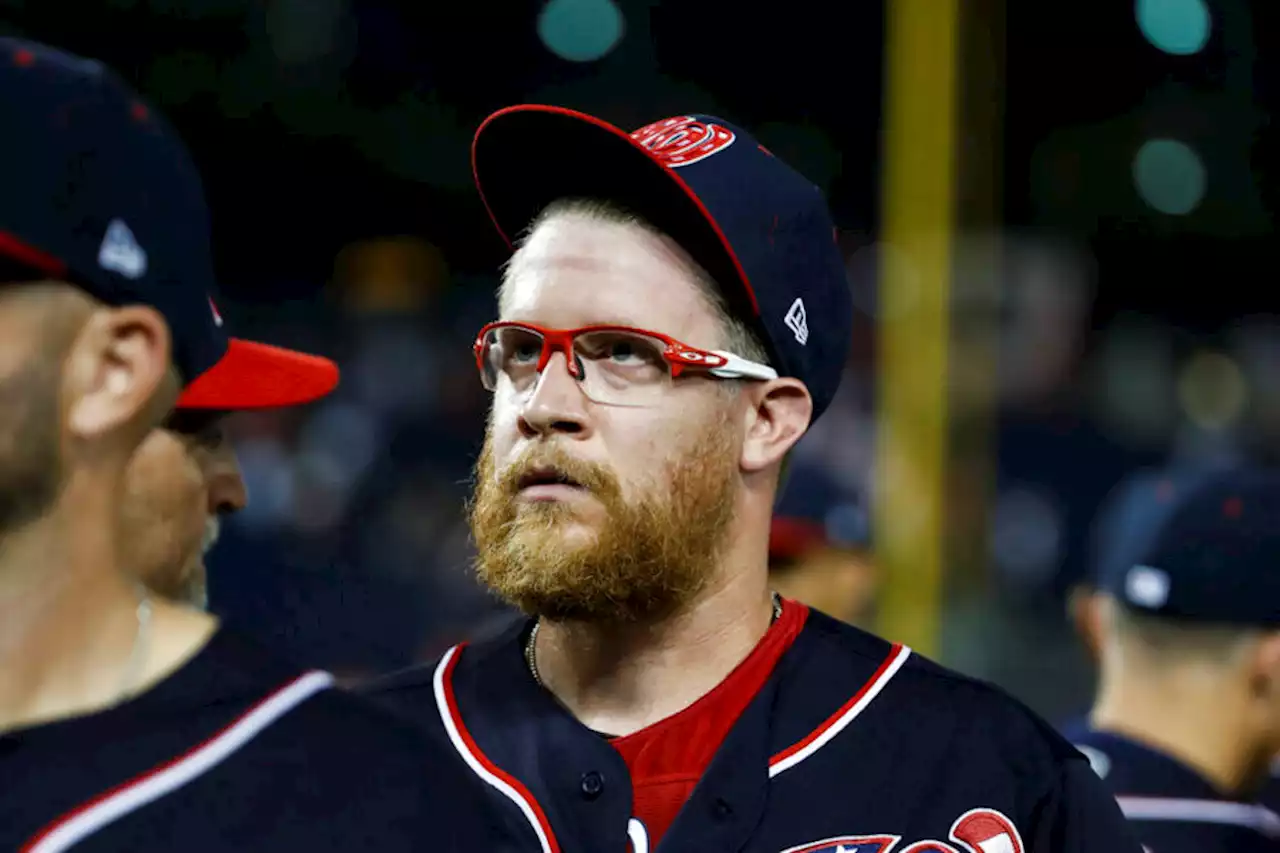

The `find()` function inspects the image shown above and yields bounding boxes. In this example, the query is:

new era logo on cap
[784,297,808,345]
[1125,565,1170,609]
[0,36,342,414]
[97,217,146,279]
[1098,468,1280,628]
[471,104,853,421]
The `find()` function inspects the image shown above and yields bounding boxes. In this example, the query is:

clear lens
[574,330,672,404]
[479,326,675,405]
[480,325,544,392]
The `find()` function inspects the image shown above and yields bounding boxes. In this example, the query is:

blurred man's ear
[1247,631,1280,699]
[1242,632,1280,760]
[1068,584,1105,666]
[65,305,172,447]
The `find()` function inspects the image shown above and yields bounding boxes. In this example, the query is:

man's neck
[0,500,216,733]
[1091,671,1268,796]
[533,564,774,737]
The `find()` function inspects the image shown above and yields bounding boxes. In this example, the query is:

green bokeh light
[1135,0,1210,55]
[537,0,625,63]
[1133,138,1206,215]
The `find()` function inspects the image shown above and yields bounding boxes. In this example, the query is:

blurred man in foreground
[768,464,876,629]
[0,37,490,851]
[1069,468,1280,850]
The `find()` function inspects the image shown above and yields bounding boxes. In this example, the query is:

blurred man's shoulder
[1,627,499,851]
[201,628,467,770]
[360,611,528,707]
[215,632,502,843]
[1261,758,1280,817]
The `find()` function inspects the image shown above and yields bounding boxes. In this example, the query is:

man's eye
[195,425,226,449]
[165,410,228,442]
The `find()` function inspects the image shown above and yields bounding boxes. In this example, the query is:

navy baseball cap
[770,463,871,561]
[1100,468,1280,627]
[1082,467,1211,590]
[472,105,853,422]
[0,37,338,410]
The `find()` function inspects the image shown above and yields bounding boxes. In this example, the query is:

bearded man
[369,105,1141,853]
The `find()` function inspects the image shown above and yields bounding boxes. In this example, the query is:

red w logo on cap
[631,116,736,168]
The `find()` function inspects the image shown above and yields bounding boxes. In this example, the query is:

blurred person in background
[768,463,877,629]
[0,37,492,851]
[1060,467,1201,720]
[1069,468,1280,851]
[123,338,338,609]
[200,240,499,678]
[371,104,1140,851]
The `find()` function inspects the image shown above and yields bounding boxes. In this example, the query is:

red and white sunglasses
[474,321,777,407]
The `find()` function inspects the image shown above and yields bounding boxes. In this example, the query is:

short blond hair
[1104,595,1261,666]
[502,197,772,366]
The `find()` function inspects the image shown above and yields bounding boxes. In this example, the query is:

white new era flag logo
[98,218,147,279]
[784,297,809,345]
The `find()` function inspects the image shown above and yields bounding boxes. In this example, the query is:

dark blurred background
[2,0,1275,719]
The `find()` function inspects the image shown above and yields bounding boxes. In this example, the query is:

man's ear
[1068,585,1105,665]
[740,378,812,474]
[1248,631,1280,700]
[65,305,172,443]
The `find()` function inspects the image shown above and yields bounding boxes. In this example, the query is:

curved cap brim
[176,338,339,410]
[472,104,759,321]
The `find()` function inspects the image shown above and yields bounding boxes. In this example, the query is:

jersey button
[579,771,604,800]
[712,797,733,820]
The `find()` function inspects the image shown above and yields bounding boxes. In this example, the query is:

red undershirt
[608,599,809,849]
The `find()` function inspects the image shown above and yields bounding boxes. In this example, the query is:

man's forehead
[511,215,660,275]
[500,216,715,332]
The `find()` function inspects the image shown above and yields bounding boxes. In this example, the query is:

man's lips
[516,467,582,489]
[515,467,586,499]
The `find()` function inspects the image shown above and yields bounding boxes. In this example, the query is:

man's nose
[203,444,248,515]
[517,351,591,439]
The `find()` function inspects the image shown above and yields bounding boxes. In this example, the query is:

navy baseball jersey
[1262,762,1280,819]
[1068,728,1280,851]
[368,602,1142,852]
[0,628,493,852]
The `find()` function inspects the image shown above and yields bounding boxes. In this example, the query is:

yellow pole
[873,0,962,658]
[946,0,1005,597]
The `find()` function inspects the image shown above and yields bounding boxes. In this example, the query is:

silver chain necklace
[524,592,783,689]
[114,589,153,705]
